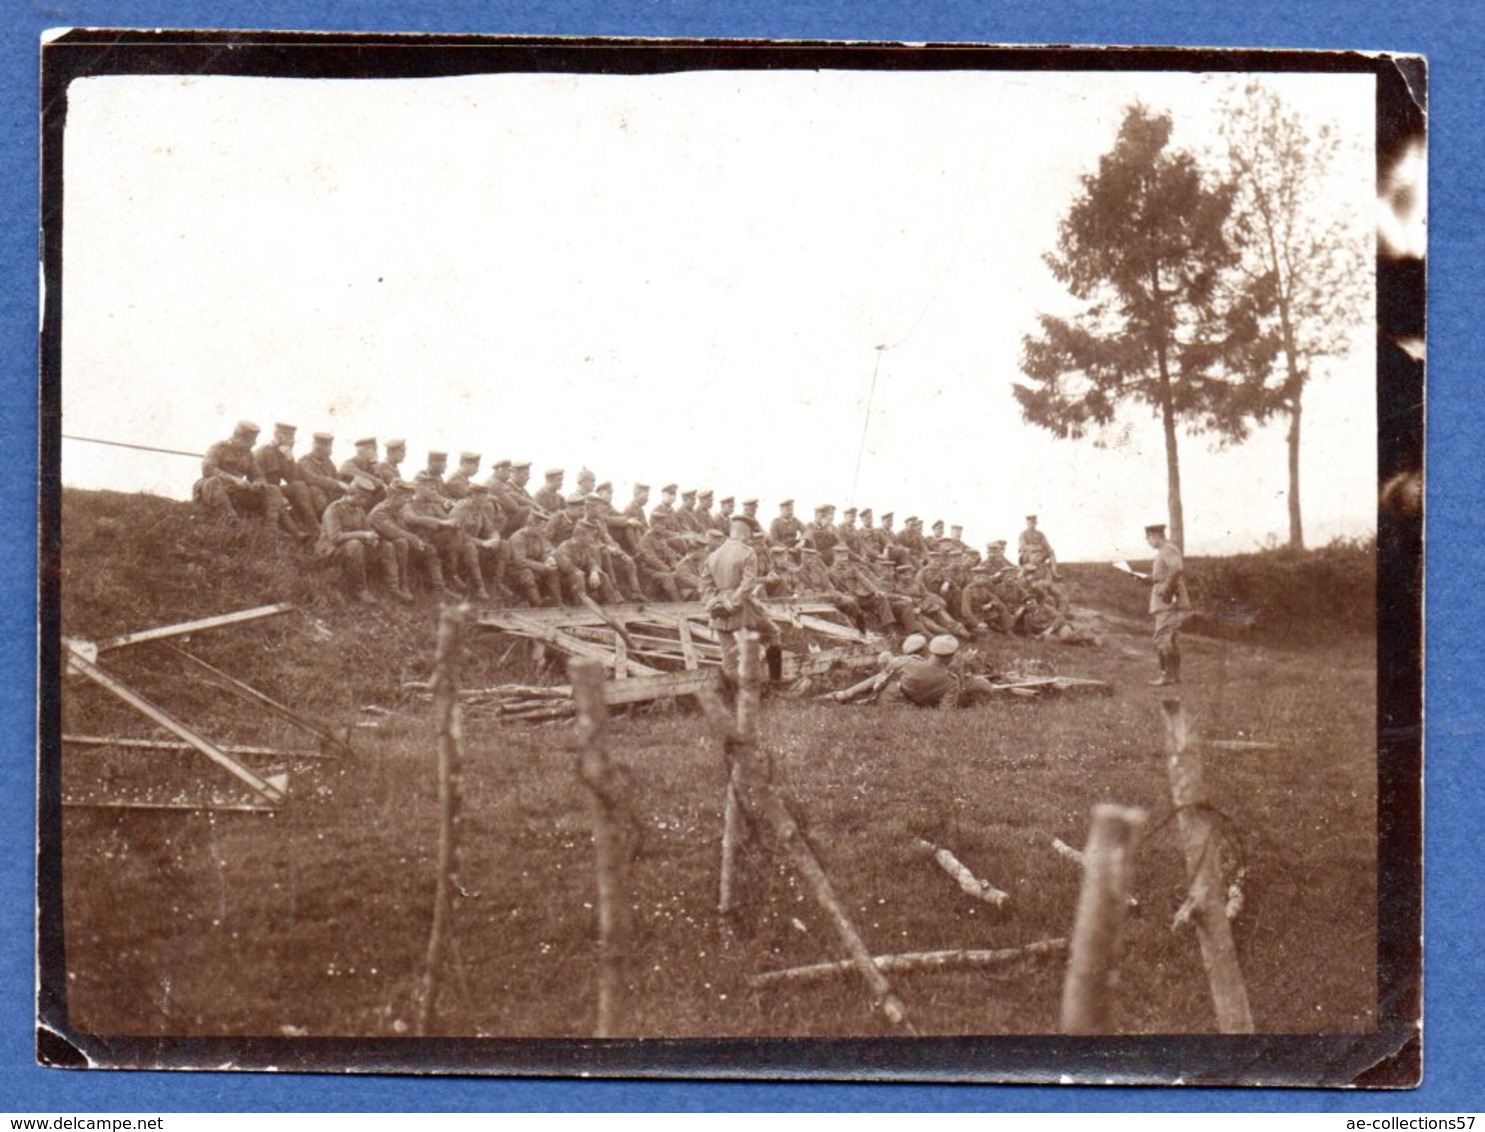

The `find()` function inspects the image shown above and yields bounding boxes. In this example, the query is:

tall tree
[1016,104,1266,550]
[1218,80,1368,549]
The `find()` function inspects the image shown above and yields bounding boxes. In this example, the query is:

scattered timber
[912,838,1010,908]
[747,939,1067,988]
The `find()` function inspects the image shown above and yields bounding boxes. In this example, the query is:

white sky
[60,67,1376,560]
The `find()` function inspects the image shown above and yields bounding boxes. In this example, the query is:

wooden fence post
[718,630,764,915]
[1060,803,1147,1034]
[571,657,634,1038]
[417,605,466,1035]
[1160,697,1255,1034]
[703,634,914,1032]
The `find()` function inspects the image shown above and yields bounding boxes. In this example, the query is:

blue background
[7,1,1476,1114]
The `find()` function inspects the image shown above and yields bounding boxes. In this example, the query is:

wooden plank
[165,646,352,754]
[675,616,699,670]
[94,603,295,653]
[612,633,628,680]
[497,613,663,677]
[599,668,717,705]
[62,735,336,760]
[64,648,286,805]
[480,600,841,632]
[63,798,278,814]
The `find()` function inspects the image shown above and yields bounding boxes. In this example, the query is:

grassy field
[54,489,1378,1041]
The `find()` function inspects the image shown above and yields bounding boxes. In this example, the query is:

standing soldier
[504,510,563,606]
[253,422,317,540]
[296,432,345,519]
[315,475,383,603]
[444,451,482,500]
[374,438,406,486]
[1018,514,1057,572]
[533,467,566,515]
[770,498,805,551]
[702,515,783,683]
[366,479,421,603]
[1137,521,1191,686]
[194,420,287,528]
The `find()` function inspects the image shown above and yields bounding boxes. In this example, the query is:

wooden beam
[748,939,1067,988]
[94,603,295,653]
[63,798,278,814]
[63,647,286,806]
[62,735,336,760]
[165,646,352,755]
[675,616,699,670]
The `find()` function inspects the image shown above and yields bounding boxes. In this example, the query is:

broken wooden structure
[61,603,349,812]
[457,600,881,721]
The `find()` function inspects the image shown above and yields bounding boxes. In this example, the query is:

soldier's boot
[426,556,461,602]
[1149,648,1175,686]
[461,544,491,601]
[1168,648,1182,685]
[383,547,415,604]
[342,544,374,604]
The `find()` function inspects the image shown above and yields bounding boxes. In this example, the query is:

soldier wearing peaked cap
[195,420,290,531]
[505,461,538,527]
[702,515,783,682]
[503,509,562,606]
[533,468,566,515]
[252,423,318,541]
[554,518,621,605]
[676,489,702,533]
[488,459,531,537]
[316,474,385,603]
[297,432,346,518]
[444,452,482,501]
[807,505,840,560]
[770,498,805,552]
[366,479,422,602]
[1018,514,1057,572]
[1137,522,1191,686]
[373,438,406,486]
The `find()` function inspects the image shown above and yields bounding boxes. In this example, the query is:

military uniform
[297,435,346,518]
[1146,527,1191,684]
[702,523,782,679]
[252,424,317,538]
[366,485,422,601]
[316,482,383,602]
[769,501,805,550]
[633,528,683,601]
[504,517,562,606]
[444,453,482,501]
[1018,518,1056,569]
[373,439,406,486]
[194,422,287,527]
[554,521,620,604]
[450,485,504,599]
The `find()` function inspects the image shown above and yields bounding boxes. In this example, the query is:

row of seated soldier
[192,421,1089,643]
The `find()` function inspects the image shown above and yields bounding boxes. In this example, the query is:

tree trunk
[1156,343,1185,551]
[1287,395,1304,549]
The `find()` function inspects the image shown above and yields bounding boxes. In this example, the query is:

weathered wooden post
[571,657,634,1038]
[718,630,764,915]
[1060,803,1148,1034]
[417,604,466,1036]
[1160,697,1255,1033]
[702,634,914,1032]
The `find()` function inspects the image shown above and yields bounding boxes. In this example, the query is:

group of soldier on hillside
[193,420,1096,650]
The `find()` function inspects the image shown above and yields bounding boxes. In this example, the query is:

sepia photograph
[38,33,1423,1083]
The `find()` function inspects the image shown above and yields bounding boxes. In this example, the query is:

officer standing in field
[702,514,783,683]
[1139,521,1191,686]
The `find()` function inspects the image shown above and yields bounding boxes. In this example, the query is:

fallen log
[912,838,1010,908]
[747,939,1067,988]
